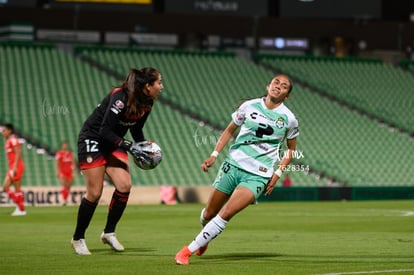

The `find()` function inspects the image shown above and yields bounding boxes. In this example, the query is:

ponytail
[122,68,159,116]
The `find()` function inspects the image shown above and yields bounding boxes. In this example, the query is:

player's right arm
[201,102,247,172]
[201,121,238,172]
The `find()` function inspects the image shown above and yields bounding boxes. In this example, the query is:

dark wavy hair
[120,67,160,116]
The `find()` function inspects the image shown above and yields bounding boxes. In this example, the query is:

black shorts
[78,137,128,170]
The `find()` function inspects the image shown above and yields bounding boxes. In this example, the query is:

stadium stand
[0,43,219,187]
[75,46,272,129]
[400,59,414,74]
[2,43,412,188]
[257,54,414,135]
[0,43,221,187]
[76,46,328,186]
[77,47,414,186]
[0,42,119,151]
[256,54,414,185]
[286,85,414,185]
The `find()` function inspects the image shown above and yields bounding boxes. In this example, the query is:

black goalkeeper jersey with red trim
[78,88,152,150]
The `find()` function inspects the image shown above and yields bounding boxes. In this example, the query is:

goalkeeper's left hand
[129,140,150,160]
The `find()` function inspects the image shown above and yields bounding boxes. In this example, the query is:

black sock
[104,189,130,233]
[73,198,98,240]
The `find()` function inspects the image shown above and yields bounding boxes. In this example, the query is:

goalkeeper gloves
[118,139,133,151]
[119,139,151,162]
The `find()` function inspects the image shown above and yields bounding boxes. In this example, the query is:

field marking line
[313,268,414,275]
[401,211,414,216]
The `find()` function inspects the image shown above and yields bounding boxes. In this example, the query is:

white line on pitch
[401,211,414,216]
[313,268,414,275]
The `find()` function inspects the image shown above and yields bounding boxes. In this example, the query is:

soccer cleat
[100,232,125,252]
[175,246,192,265]
[196,244,208,256]
[11,207,26,216]
[71,238,91,255]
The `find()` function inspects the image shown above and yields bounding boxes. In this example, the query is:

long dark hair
[120,67,160,116]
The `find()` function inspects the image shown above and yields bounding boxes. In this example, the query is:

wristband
[211,150,219,157]
[274,169,282,177]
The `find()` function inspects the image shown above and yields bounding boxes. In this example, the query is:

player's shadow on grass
[203,252,284,262]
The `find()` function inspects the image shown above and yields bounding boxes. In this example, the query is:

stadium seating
[0,42,119,152]
[257,54,414,134]
[2,43,413,187]
[78,47,414,186]
[75,46,272,129]
[286,84,414,185]
[76,46,329,186]
[255,54,414,186]
[0,43,224,187]
[400,59,414,72]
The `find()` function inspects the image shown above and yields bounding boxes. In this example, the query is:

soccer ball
[131,141,162,170]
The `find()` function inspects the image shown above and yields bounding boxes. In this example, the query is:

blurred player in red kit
[2,123,26,216]
[55,140,77,205]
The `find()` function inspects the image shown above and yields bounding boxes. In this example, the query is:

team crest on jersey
[275,117,285,129]
[111,100,125,114]
[115,100,125,109]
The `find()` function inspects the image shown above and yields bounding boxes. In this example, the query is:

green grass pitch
[1,200,414,275]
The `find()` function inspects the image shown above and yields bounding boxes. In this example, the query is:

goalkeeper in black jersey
[71,67,163,255]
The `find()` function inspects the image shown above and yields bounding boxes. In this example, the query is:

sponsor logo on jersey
[256,143,270,151]
[118,120,137,126]
[259,166,268,173]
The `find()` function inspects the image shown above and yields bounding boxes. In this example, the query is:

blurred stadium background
[1,0,413,203]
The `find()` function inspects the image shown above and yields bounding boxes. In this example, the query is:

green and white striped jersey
[226,97,299,178]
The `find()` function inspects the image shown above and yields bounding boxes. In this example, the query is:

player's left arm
[278,138,296,172]
[264,137,297,195]
[129,111,150,142]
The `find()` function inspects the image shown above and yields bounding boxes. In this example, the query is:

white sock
[188,215,228,253]
[200,208,209,227]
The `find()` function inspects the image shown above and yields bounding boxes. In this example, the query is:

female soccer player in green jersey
[175,74,299,265]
